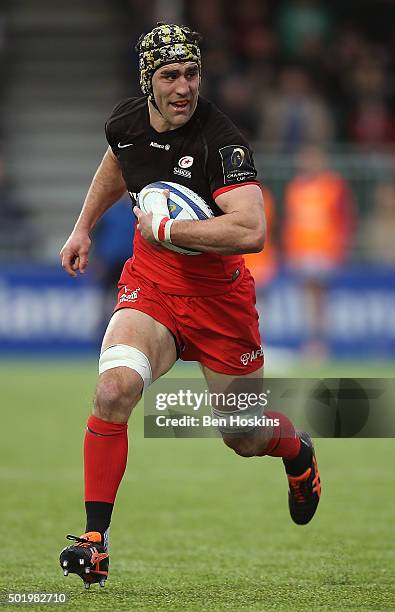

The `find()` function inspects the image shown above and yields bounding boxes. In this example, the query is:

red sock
[257,411,300,459]
[84,414,128,503]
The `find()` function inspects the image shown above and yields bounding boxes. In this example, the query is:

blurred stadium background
[1,3,395,610]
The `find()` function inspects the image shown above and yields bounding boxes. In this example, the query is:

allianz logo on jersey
[150,141,171,150]
[173,155,194,179]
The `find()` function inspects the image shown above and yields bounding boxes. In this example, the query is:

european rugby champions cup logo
[219,145,255,184]
[231,147,245,167]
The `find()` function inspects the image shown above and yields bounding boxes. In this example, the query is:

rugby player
[59,23,321,588]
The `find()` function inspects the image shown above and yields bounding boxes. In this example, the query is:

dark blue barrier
[1,264,395,357]
[258,265,395,357]
[0,265,102,354]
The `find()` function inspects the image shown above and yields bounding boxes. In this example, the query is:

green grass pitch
[1,360,394,611]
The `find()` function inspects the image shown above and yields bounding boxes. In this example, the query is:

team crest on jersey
[178,156,194,168]
[219,145,256,185]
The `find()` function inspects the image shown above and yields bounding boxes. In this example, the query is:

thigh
[180,270,264,375]
[102,308,177,381]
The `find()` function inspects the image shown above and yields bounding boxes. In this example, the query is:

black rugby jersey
[105,96,260,296]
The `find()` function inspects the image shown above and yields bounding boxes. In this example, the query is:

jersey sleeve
[205,109,259,200]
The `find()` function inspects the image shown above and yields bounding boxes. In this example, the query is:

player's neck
[148,99,175,133]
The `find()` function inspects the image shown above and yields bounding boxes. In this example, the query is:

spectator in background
[186,0,233,105]
[259,66,334,151]
[322,28,370,137]
[187,0,278,130]
[347,58,395,147]
[351,100,395,148]
[188,0,224,39]
[327,28,368,76]
[217,74,259,140]
[282,145,356,357]
[277,0,332,62]
[228,0,277,68]
[184,0,394,146]
[199,45,232,102]
[360,181,395,266]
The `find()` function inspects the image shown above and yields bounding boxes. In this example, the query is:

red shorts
[114,263,264,375]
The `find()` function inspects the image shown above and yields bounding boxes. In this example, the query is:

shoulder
[197,97,251,148]
[105,96,147,135]
[195,98,258,189]
[106,96,146,123]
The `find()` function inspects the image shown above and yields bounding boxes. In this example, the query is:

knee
[94,370,142,421]
[222,434,257,458]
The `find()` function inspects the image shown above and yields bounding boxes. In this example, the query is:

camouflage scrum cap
[136,22,202,97]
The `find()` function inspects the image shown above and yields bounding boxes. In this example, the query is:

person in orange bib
[282,145,356,356]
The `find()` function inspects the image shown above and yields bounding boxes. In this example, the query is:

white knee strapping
[99,344,152,387]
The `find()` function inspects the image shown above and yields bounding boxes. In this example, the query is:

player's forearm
[170,213,265,255]
[74,180,126,234]
[74,149,127,233]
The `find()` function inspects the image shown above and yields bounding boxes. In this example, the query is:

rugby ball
[137,181,213,255]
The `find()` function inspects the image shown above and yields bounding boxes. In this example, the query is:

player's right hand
[60,231,91,277]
